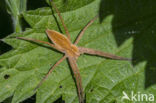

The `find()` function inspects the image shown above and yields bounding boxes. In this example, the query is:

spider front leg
[68,56,84,103]
[78,47,131,61]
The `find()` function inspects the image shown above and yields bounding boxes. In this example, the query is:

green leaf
[1,0,156,103]
[5,0,27,32]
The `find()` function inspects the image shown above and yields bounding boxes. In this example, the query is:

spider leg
[16,37,55,47]
[16,37,64,52]
[68,56,84,103]
[34,55,67,91]
[79,47,131,61]
[50,0,71,40]
[74,15,98,45]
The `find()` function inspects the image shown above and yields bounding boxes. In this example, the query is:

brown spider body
[46,30,80,58]
[16,1,130,103]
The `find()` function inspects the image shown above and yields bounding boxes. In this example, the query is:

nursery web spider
[16,1,130,103]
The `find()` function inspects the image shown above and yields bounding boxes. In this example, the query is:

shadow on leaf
[99,0,156,88]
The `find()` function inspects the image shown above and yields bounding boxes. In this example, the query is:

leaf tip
[0,39,4,42]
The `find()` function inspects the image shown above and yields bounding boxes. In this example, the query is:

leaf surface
[0,0,156,103]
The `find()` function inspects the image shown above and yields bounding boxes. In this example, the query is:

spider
[16,1,130,103]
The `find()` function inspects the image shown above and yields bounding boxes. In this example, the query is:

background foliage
[0,0,156,103]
